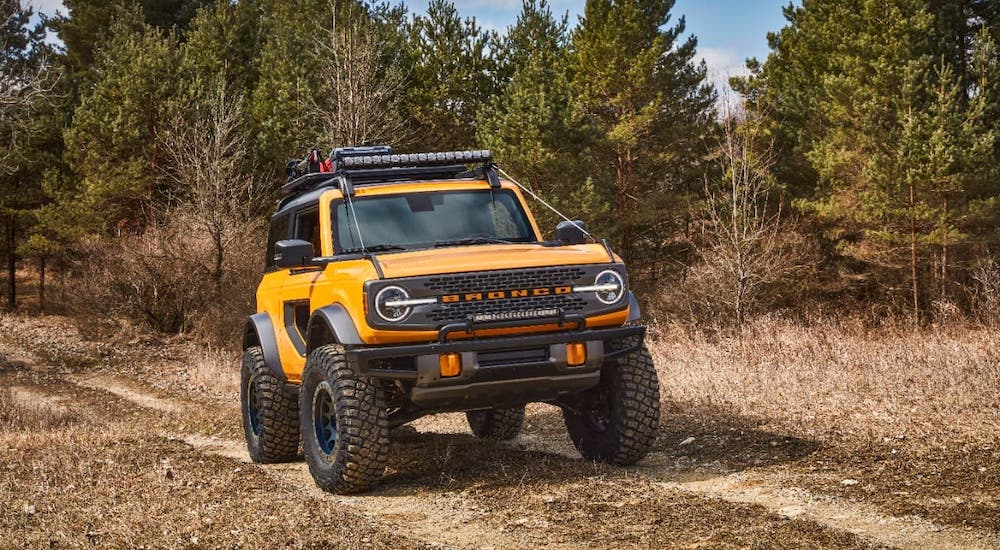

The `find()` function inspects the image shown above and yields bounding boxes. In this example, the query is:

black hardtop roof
[272,175,500,216]
[274,146,501,214]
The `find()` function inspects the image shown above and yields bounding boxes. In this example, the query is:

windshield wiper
[433,236,513,248]
[339,243,407,254]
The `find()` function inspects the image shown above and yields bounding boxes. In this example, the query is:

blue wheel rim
[313,382,338,455]
[247,377,261,436]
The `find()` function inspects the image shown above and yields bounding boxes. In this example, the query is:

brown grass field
[650,316,1000,449]
[1,311,998,548]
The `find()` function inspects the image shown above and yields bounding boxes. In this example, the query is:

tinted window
[294,207,322,257]
[333,190,535,252]
[265,214,290,269]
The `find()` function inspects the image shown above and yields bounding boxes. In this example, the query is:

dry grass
[0,387,73,431]
[649,316,1000,450]
[187,348,241,397]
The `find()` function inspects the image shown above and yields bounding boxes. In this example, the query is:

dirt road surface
[2,315,998,548]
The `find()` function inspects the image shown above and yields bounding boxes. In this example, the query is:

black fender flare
[626,291,642,322]
[243,312,286,381]
[306,304,364,352]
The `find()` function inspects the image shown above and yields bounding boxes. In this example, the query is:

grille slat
[422,267,589,323]
[424,267,586,294]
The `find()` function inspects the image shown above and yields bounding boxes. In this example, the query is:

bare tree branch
[0,6,57,174]
[699,91,792,327]
[160,78,264,289]
[309,0,409,148]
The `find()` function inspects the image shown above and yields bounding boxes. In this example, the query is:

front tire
[299,344,389,494]
[466,406,525,440]
[562,338,660,465]
[241,346,300,463]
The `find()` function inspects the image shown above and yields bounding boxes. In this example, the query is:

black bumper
[344,324,644,411]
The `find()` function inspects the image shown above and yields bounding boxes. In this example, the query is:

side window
[265,214,290,270]
[294,207,322,257]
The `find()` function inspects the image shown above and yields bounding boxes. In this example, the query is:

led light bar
[338,150,492,170]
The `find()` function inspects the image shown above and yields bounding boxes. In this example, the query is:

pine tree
[407,0,496,151]
[181,0,263,98]
[1,0,56,310]
[746,0,1000,318]
[477,0,580,217]
[49,0,208,82]
[250,0,326,168]
[63,12,182,229]
[570,0,715,273]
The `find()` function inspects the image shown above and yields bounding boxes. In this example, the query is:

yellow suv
[241,147,660,494]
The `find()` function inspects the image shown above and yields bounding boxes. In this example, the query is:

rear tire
[299,344,389,494]
[466,406,525,440]
[241,346,299,463]
[562,338,660,465]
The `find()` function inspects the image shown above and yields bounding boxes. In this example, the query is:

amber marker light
[566,343,587,367]
[439,353,462,377]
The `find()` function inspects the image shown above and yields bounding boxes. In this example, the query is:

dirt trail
[656,477,996,550]
[72,373,187,414]
[176,432,579,549]
[58,377,564,549]
[506,424,1000,550]
[63,372,999,550]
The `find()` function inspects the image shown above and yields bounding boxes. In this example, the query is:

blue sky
[28,0,794,88]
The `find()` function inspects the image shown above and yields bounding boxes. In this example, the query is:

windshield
[333,189,536,253]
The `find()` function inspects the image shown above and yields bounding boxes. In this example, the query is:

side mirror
[274,239,314,268]
[555,220,587,245]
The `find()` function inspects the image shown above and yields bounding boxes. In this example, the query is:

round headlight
[375,286,412,322]
[593,270,625,304]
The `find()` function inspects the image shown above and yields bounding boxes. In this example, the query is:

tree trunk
[58,255,66,305]
[941,192,948,299]
[6,214,15,311]
[615,149,630,264]
[212,226,224,293]
[38,256,45,313]
[909,183,919,323]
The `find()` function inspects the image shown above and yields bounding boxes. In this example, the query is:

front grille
[428,294,587,322]
[425,267,586,294]
[365,263,628,330]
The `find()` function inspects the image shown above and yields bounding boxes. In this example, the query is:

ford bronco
[241,146,660,494]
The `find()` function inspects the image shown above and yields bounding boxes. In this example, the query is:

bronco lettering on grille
[441,286,572,303]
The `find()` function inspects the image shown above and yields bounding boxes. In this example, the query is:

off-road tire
[562,337,660,465]
[466,406,525,440]
[241,346,300,463]
[299,344,389,494]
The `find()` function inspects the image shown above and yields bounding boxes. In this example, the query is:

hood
[373,243,616,279]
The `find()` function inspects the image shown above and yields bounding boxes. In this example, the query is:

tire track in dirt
[62,374,572,550]
[513,420,1000,550]
[654,476,998,550]
[71,373,187,414]
[60,372,1000,550]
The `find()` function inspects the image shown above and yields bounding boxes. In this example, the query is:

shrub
[65,212,263,347]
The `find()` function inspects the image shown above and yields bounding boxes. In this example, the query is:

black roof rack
[278,146,500,208]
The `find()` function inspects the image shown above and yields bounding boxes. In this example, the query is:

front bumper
[344,323,644,411]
